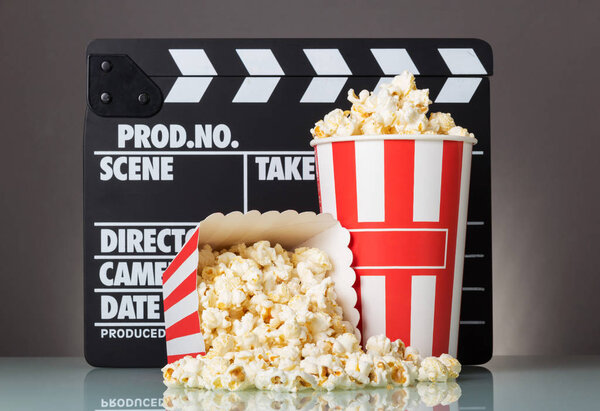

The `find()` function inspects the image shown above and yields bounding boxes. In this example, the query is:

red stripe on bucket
[384,139,415,226]
[332,141,358,227]
[351,230,446,268]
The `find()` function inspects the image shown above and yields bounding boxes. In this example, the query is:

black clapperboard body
[84,39,493,367]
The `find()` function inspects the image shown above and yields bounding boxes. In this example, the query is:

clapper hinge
[87,54,162,117]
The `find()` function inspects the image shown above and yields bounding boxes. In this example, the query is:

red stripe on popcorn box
[350,229,447,269]
[162,228,200,284]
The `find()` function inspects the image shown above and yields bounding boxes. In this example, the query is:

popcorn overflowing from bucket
[310,71,473,138]
[162,242,460,392]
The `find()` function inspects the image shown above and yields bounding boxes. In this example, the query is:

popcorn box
[161,210,359,364]
[312,134,476,357]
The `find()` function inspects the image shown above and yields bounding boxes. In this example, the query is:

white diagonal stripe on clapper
[316,143,337,219]
[370,48,420,75]
[165,77,213,103]
[300,77,347,103]
[411,275,436,357]
[373,77,394,94]
[169,49,217,75]
[413,140,443,222]
[303,49,352,75]
[435,77,482,103]
[232,77,280,103]
[236,49,284,75]
[438,48,487,75]
[360,276,386,341]
[355,140,385,222]
[167,332,205,356]
[164,292,198,329]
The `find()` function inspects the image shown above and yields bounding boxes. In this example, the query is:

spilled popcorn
[310,70,473,138]
[162,241,461,392]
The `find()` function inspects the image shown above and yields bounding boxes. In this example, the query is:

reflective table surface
[1,356,599,410]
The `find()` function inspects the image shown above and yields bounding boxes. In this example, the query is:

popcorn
[439,353,462,379]
[162,241,461,391]
[404,346,422,366]
[310,70,474,138]
[417,357,451,382]
[365,334,392,356]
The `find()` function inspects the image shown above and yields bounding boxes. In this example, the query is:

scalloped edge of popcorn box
[161,210,359,364]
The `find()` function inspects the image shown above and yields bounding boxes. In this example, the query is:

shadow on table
[83,365,493,410]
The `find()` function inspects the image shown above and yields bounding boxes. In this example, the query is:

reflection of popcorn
[310,70,474,138]
[163,382,461,410]
[417,381,462,406]
[163,241,461,391]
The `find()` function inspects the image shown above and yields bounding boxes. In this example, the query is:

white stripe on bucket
[162,253,198,298]
[360,276,387,341]
[448,142,472,356]
[164,292,198,329]
[315,143,337,218]
[355,140,385,222]
[413,140,443,222]
[166,332,205,356]
[410,275,436,357]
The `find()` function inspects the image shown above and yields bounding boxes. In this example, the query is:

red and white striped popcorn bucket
[312,134,476,357]
[161,211,359,364]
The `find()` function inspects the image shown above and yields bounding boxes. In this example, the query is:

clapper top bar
[87,38,493,77]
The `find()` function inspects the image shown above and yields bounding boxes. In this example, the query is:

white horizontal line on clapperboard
[93,151,315,156]
[94,255,177,260]
[465,254,485,258]
[94,288,163,293]
[93,322,165,327]
[472,150,484,155]
[460,321,486,325]
[94,222,198,226]
[463,287,485,291]
[467,221,485,225]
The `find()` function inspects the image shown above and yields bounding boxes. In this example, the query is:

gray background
[0,0,598,357]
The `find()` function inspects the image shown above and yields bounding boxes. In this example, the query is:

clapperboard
[84,39,493,367]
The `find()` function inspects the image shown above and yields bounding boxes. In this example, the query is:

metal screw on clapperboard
[98,59,151,106]
[100,60,112,104]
